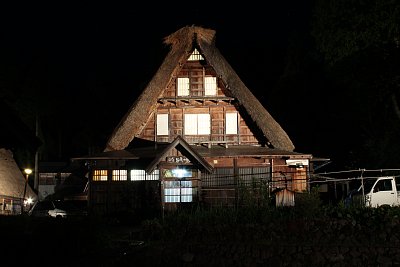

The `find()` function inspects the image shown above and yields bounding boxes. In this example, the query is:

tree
[311,0,400,168]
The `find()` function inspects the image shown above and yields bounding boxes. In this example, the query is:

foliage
[294,186,322,218]
[312,0,400,66]
[310,0,400,169]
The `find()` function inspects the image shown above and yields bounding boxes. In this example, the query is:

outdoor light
[25,197,33,205]
[22,168,33,213]
[172,168,188,178]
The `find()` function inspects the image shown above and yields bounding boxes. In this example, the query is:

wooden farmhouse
[77,26,315,216]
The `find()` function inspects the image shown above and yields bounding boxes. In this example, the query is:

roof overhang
[146,136,213,174]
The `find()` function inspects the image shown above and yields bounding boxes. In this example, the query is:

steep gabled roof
[145,135,213,174]
[0,148,37,201]
[105,25,295,152]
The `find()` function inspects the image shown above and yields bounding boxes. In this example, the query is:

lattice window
[147,170,160,180]
[164,180,193,202]
[177,77,190,96]
[112,170,127,181]
[130,169,160,181]
[188,48,204,61]
[204,76,217,96]
[93,170,108,181]
[131,170,146,181]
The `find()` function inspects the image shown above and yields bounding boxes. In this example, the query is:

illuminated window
[204,77,217,96]
[226,112,238,134]
[130,169,160,181]
[131,170,146,181]
[147,170,160,180]
[156,114,169,135]
[177,77,190,96]
[184,114,210,135]
[112,170,127,181]
[188,48,204,61]
[164,180,193,202]
[93,170,108,181]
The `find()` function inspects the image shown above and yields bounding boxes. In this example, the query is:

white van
[348,176,400,207]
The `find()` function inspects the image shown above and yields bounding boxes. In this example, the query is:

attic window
[188,48,204,61]
[177,77,190,96]
[226,112,238,134]
[204,77,217,96]
[156,114,169,135]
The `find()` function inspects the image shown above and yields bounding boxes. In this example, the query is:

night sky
[1,1,398,171]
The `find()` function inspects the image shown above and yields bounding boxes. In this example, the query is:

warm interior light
[24,169,32,175]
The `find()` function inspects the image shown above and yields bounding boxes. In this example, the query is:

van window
[375,179,392,192]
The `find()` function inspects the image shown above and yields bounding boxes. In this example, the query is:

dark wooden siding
[136,58,259,145]
[89,181,161,216]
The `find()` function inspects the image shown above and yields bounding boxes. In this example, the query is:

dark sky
[0,2,318,161]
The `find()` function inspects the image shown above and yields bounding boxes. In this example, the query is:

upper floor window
[177,76,217,97]
[188,48,204,61]
[226,112,238,134]
[93,170,108,181]
[184,114,210,135]
[157,114,169,135]
[177,77,190,96]
[204,77,217,96]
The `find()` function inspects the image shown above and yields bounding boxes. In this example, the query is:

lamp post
[22,168,32,213]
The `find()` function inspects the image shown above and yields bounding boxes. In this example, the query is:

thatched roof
[105,25,295,152]
[0,148,37,201]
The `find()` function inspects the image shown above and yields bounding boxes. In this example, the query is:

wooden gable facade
[82,26,314,216]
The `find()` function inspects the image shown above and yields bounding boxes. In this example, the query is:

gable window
[93,170,108,181]
[204,77,217,96]
[156,114,169,135]
[177,77,190,96]
[188,48,204,61]
[226,112,238,134]
[112,170,127,181]
[184,114,210,135]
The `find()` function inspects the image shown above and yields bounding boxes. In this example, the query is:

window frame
[156,114,169,136]
[204,76,217,96]
[184,113,210,135]
[226,112,238,134]
[177,77,190,96]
